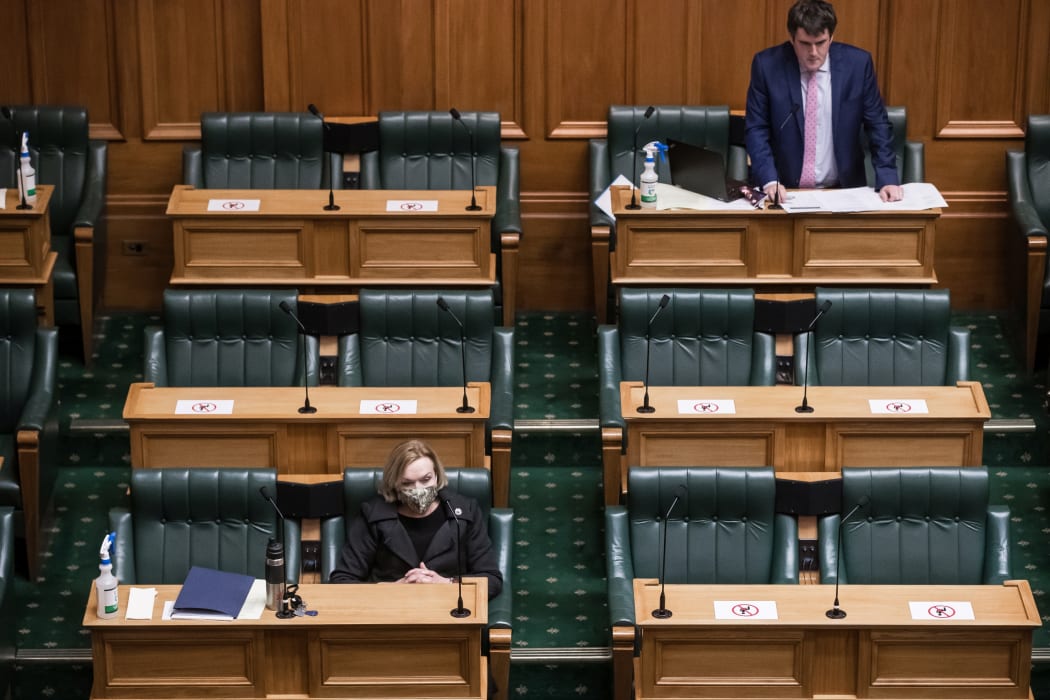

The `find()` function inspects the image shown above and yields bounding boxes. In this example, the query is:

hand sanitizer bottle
[96,532,119,619]
[18,132,38,207]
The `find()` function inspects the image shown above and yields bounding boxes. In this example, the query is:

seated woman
[330,439,502,598]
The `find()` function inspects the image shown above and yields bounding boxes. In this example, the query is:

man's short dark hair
[787,0,837,37]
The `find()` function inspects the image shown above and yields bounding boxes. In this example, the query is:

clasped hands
[398,561,453,585]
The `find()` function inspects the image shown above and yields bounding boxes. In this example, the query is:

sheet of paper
[713,600,779,620]
[778,190,826,212]
[236,579,267,620]
[909,601,975,620]
[783,183,948,214]
[594,174,634,222]
[868,399,929,414]
[125,587,157,620]
[359,399,418,415]
[385,199,439,212]
[654,183,757,212]
[0,188,6,209]
[207,199,260,212]
[677,399,736,415]
[175,399,235,415]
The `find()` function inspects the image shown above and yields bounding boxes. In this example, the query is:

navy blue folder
[171,566,255,619]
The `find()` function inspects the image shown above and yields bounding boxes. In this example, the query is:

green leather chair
[109,468,301,584]
[337,289,514,506]
[793,288,969,386]
[0,290,59,580]
[1,105,107,364]
[183,112,341,190]
[818,467,1011,585]
[589,106,748,322]
[359,111,522,326]
[319,467,512,698]
[0,507,14,697]
[605,467,798,700]
[862,106,925,186]
[598,288,776,504]
[144,289,319,387]
[1006,114,1050,371]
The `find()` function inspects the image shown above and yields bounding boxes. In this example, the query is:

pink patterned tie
[799,70,819,188]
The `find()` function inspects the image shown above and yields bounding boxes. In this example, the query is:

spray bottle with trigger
[96,532,119,619]
[18,131,37,207]
[639,140,667,209]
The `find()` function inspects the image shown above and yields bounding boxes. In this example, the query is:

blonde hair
[378,439,448,502]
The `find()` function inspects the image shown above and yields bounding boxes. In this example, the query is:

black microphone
[638,293,671,414]
[443,496,470,618]
[278,300,317,414]
[449,108,481,211]
[1,107,29,211]
[769,103,801,209]
[826,495,870,619]
[436,296,475,413]
[625,105,656,210]
[307,103,340,211]
[795,299,832,414]
[652,483,687,619]
[259,486,293,618]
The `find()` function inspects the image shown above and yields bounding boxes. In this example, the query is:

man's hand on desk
[763,182,788,205]
[879,184,904,202]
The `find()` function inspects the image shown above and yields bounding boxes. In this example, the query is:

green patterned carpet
[7,311,1050,699]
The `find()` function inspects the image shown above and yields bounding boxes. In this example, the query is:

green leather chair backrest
[370,111,501,191]
[196,112,327,189]
[0,105,92,239]
[1024,114,1050,226]
[832,467,1006,585]
[862,105,923,185]
[111,468,294,585]
[155,289,308,387]
[347,289,494,387]
[0,290,39,433]
[606,105,735,184]
[0,507,13,693]
[806,287,961,386]
[618,288,770,386]
[627,467,786,584]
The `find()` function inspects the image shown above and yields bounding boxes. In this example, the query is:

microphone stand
[638,293,670,413]
[449,109,481,211]
[436,296,475,413]
[259,486,295,618]
[444,498,470,618]
[278,300,317,414]
[795,300,832,414]
[625,106,655,210]
[307,103,340,211]
[769,104,801,210]
[652,484,687,619]
[826,496,870,619]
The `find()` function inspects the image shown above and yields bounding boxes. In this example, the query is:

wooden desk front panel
[175,218,310,280]
[797,218,934,280]
[614,218,751,279]
[354,221,492,281]
[0,185,51,279]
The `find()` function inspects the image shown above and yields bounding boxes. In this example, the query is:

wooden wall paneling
[699,1,775,110]
[935,0,1028,138]
[934,195,1012,309]
[626,0,701,105]
[1022,0,1050,115]
[137,0,263,140]
[544,0,629,139]
[0,1,32,103]
[104,193,176,310]
[879,0,939,140]
[364,0,437,111]
[519,192,594,310]
[24,0,124,140]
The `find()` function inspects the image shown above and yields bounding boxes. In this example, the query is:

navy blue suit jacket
[745,41,898,190]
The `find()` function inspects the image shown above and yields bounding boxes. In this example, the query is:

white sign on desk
[909,601,975,620]
[713,600,778,620]
[386,199,439,212]
[678,399,736,415]
[207,199,261,212]
[175,399,234,415]
[360,399,419,415]
[868,399,929,414]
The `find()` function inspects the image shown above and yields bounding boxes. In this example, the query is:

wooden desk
[123,382,508,503]
[84,581,487,699]
[627,578,1039,700]
[0,184,56,324]
[167,185,495,287]
[605,381,989,504]
[609,185,939,288]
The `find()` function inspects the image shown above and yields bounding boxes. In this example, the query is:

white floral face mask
[398,485,438,514]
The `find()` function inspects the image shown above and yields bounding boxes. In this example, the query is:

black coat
[330,488,502,598]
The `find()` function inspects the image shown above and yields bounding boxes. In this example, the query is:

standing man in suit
[745,0,903,203]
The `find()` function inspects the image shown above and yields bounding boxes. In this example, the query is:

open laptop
[666,138,732,201]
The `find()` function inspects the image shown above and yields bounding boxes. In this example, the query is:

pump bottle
[639,141,666,208]
[96,532,118,619]
[18,132,37,207]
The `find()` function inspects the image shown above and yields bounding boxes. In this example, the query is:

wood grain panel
[0,2,32,103]
[935,0,1028,138]
[700,1,776,110]
[364,1,437,110]
[105,194,175,311]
